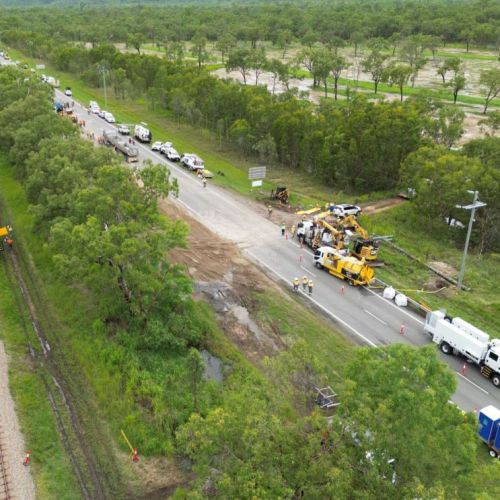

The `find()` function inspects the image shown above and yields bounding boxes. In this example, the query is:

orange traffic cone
[23,450,31,466]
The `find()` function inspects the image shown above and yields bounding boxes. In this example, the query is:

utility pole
[99,65,108,108]
[456,190,486,290]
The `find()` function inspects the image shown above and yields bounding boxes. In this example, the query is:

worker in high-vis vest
[302,276,309,292]
[308,280,314,296]
[292,277,299,292]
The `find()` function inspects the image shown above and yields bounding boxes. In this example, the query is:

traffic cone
[340,285,345,296]
[132,448,139,463]
[285,232,288,240]
[399,323,406,335]
[298,254,303,262]
[473,407,478,415]
[23,450,31,466]
[461,364,466,376]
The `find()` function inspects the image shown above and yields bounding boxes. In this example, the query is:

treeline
[0,0,499,48]
[0,36,462,191]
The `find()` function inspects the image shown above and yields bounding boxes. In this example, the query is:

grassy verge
[0,165,80,498]
[367,203,500,335]
[253,290,355,384]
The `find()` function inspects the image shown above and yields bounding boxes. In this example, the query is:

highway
[53,88,500,412]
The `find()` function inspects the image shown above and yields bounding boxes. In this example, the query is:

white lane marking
[364,309,388,326]
[300,265,316,277]
[246,250,378,348]
[176,198,204,219]
[457,372,489,394]
[363,286,425,325]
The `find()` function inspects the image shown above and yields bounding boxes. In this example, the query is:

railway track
[0,428,11,500]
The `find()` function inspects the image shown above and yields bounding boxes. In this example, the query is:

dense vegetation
[1,0,499,48]
[2,62,500,498]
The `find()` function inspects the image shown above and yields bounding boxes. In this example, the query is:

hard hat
[303,276,307,279]
[294,277,298,281]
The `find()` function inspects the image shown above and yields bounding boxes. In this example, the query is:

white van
[104,112,116,123]
[134,124,152,143]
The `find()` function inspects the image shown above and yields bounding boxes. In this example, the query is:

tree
[215,33,236,63]
[382,64,413,101]
[362,50,388,94]
[342,344,476,494]
[449,72,466,104]
[350,31,365,58]
[401,146,479,227]
[226,48,252,84]
[190,34,208,70]
[314,49,334,98]
[478,111,500,136]
[112,68,127,99]
[276,29,294,58]
[127,33,144,55]
[429,105,465,147]
[436,57,461,85]
[165,41,184,63]
[331,55,348,100]
[399,36,429,87]
[479,68,500,114]
[249,47,267,85]
[136,162,179,207]
[268,59,290,94]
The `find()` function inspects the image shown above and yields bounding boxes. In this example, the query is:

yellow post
[120,430,135,454]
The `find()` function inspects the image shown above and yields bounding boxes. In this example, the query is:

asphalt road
[51,88,500,412]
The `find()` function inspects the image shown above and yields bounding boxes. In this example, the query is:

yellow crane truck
[313,246,375,286]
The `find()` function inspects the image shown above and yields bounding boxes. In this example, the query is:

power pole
[456,190,486,290]
[99,66,108,108]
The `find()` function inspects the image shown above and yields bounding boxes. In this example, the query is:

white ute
[181,153,204,171]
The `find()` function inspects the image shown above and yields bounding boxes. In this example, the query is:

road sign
[251,180,263,187]
[248,166,266,180]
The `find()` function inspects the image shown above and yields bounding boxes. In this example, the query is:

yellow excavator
[337,215,381,262]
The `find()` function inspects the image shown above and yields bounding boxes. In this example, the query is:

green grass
[366,203,500,335]
[253,290,355,384]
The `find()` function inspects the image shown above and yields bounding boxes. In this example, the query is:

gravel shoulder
[0,341,36,500]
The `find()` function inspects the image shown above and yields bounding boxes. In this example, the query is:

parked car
[164,147,181,161]
[160,142,173,154]
[89,101,100,114]
[98,109,107,119]
[181,153,205,171]
[104,112,116,123]
[151,141,164,152]
[64,87,72,96]
[117,124,130,135]
[333,204,362,217]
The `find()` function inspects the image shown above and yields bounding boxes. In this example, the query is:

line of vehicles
[85,101,213,177]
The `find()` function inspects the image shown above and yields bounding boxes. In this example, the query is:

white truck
[424,311,500,387]
[134,124,152,143]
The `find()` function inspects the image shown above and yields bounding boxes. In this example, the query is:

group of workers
[293,276,313,296]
